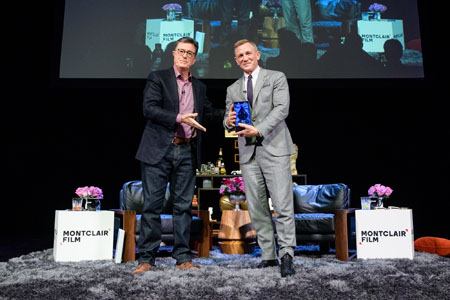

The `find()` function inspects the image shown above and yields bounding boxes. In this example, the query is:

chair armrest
[110,209,137,262]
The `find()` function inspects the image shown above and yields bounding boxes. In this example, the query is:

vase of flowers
[162,3,182,21]
[363,3,387,21]
[368,184,393,208]
[75,186,103,211]
[219,177,246,211]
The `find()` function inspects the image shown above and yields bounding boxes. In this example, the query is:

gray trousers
[241,146,296,260]
[282,0,314,43]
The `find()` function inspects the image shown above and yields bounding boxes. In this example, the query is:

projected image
[59,0,424,79]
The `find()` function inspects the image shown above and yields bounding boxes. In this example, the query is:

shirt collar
[244,66,260,79]
[174,66,192,82]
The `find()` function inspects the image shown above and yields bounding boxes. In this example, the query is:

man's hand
[233,123,259,138]
[181,113,206,132]
[226,104,236,128]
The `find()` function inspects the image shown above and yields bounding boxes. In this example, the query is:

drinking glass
[72,198,83,211]
[360,197,372,210]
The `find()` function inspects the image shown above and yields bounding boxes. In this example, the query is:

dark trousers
[137,142,196,265]
[219,0,251,45]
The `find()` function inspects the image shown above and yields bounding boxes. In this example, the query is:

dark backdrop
[3,0,448,241]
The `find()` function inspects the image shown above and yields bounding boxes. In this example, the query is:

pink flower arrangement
[219,177,245,196]
[369,3,387,13]
[368,184,393,199]
[75,186,103,200]
[162,3,182,11]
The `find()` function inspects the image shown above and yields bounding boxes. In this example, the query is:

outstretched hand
[181,113,206,132]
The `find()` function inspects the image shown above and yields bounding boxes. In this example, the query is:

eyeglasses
[176,48,196,58]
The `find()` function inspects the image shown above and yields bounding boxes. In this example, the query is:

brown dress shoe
[176,261,199,270]
[132,263,152,274]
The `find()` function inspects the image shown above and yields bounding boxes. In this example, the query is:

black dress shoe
[280,254,295,277]
[257,259,279,268]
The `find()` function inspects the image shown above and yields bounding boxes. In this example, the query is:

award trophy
[234,101,251,132]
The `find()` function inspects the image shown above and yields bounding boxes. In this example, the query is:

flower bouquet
[162,3,182,21]
[368,3,387,13]
[362,3,387,21]
[75,186,103,211]
[219,177,246,210]
[368,184,393,208]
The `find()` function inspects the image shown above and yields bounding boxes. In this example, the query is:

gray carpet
[1,247,449,300]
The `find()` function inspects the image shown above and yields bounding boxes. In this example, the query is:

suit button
[252,118,256,122]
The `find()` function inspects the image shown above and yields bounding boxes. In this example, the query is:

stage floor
[0,233,355,262]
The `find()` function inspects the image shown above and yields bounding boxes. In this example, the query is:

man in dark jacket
[133,37,220,274]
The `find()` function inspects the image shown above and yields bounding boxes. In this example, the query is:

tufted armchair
[219,182,356,261]
[291,183,356,260]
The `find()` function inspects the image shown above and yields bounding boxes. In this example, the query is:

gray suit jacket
[224,68,295,164]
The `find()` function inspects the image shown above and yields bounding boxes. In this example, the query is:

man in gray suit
[224,39,296,277]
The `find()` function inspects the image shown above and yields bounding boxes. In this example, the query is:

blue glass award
[234,101,251,132]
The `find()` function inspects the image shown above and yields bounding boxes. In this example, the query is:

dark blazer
[136,67,220,168]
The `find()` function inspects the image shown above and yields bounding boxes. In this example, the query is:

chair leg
[196,210,211,257]
[121,211,136,263]
[334,209,354,261]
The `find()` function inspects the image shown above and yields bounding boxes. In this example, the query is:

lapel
[233,68,267,107]
[192,77,199,113]
[167,68,179,113]
[233,76,245,101]
[252,68,266,108]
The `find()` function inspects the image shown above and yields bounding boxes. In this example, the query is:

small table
[355,209,414,259]
[357,19,405,52]
[145,18,195,52]
[53,210,114,262]
[218,210,256,254]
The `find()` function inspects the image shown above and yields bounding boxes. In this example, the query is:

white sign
[357,19,405,52]
[356,209,414,259]
[146,18,195,52]
[53,210,114,262]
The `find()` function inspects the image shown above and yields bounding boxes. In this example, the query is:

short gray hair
[234,39,257,51]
